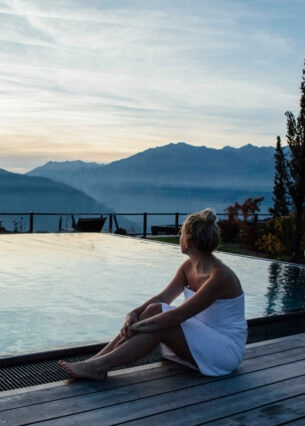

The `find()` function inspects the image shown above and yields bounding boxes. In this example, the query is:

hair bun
[183,208,220,253]
[200,208,216,227]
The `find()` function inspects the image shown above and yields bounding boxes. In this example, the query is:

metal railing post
[143,212,147,238]
[108,214,113,233]
[175,212,179,234]
[29,212,34,233]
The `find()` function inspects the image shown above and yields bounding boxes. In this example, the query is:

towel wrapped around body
[160,286,247,376]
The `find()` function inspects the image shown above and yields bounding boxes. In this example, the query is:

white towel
[160,287,247,376]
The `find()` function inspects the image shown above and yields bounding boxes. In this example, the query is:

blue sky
[0,0,304,173]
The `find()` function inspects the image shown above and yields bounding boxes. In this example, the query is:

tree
[219,197,264,245]
[224,202,240,222]
[285,65,305,261]
[270,136,290,217]
[239,196,264,222]
[271,63,305,261]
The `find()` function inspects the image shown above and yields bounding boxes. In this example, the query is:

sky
[0,0,304,173]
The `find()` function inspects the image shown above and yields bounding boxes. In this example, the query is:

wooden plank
[239,346,305,372]
[205,394,305,425]
[283,418,305,425]
[243,333,305,359]
[124,376,305,426]
[4,360,305,425]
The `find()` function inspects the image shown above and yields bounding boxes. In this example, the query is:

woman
[59,208,247,380]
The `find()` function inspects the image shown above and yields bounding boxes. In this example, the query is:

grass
[217,241,269,258]
[148,236,269,258]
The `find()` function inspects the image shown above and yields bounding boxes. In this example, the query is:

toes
[58,361,75,377]
[58,360,68,370]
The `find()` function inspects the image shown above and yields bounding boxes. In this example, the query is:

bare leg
[89,302,160,359]
[59,326,195,381]
[90,334,122,359]
[59,304,197,381]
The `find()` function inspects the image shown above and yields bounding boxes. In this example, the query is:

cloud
[0,0,304,172]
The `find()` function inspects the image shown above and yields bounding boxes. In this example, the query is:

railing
[0,212,271,237]
[0,212,270,238]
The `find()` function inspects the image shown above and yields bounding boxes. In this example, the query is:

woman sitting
[59,208,247,380]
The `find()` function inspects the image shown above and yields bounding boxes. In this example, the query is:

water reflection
[266,262,305,315]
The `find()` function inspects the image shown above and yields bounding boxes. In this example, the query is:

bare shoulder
[180,258,193,272]
[212,261,242,298]
[214,261,237,279]
[179,259,195,279]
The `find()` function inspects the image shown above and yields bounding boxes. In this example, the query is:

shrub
[241,224,261,248]
[256,213,304,261]
[218,220,240,243]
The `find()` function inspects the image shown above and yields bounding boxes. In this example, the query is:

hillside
[0,169,111,232]
[28,142,275,214]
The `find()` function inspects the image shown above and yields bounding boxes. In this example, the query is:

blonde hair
[182,208,220,253]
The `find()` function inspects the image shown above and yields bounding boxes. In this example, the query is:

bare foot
[58,360,107,381]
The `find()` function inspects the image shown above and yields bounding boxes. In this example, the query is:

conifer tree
[270,136,290,217]
[276,63,305,261]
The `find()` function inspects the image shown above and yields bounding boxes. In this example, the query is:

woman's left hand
[131,319,156,333]
[120,313,138,339]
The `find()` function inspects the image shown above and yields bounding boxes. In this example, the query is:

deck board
[0,333,305,425]
[206,394,305,425]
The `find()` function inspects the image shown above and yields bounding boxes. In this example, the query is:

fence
[0,211,272,237]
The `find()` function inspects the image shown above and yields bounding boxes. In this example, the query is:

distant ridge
[28,142,275,213]
[0,169,112,231]
[31,160,104,176]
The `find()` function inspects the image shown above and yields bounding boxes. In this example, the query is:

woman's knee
[140,303,162,320]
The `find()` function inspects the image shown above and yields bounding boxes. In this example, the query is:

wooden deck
[0,333,305,425]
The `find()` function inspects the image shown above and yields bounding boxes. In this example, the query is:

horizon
[0,0,304,173]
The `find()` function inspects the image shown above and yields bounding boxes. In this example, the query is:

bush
[256,213,304,261]
[218,220,240,243]
[240,223,263,249]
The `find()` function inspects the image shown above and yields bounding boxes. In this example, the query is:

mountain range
[27,142,275,215]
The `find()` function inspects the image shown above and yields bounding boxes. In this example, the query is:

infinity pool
[1,233,305,356]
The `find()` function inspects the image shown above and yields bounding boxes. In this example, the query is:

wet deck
[0,333,305,425]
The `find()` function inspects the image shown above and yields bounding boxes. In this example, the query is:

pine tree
[270,136,290,217]
[281,63,305,261]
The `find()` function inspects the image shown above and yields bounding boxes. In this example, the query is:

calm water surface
[1,233,305,356]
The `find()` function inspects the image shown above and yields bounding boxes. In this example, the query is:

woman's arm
[120,261,187,338]
[132,268,230,333]
[126,261,187,318]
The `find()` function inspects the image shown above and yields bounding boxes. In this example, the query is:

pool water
[1,233,305,356]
